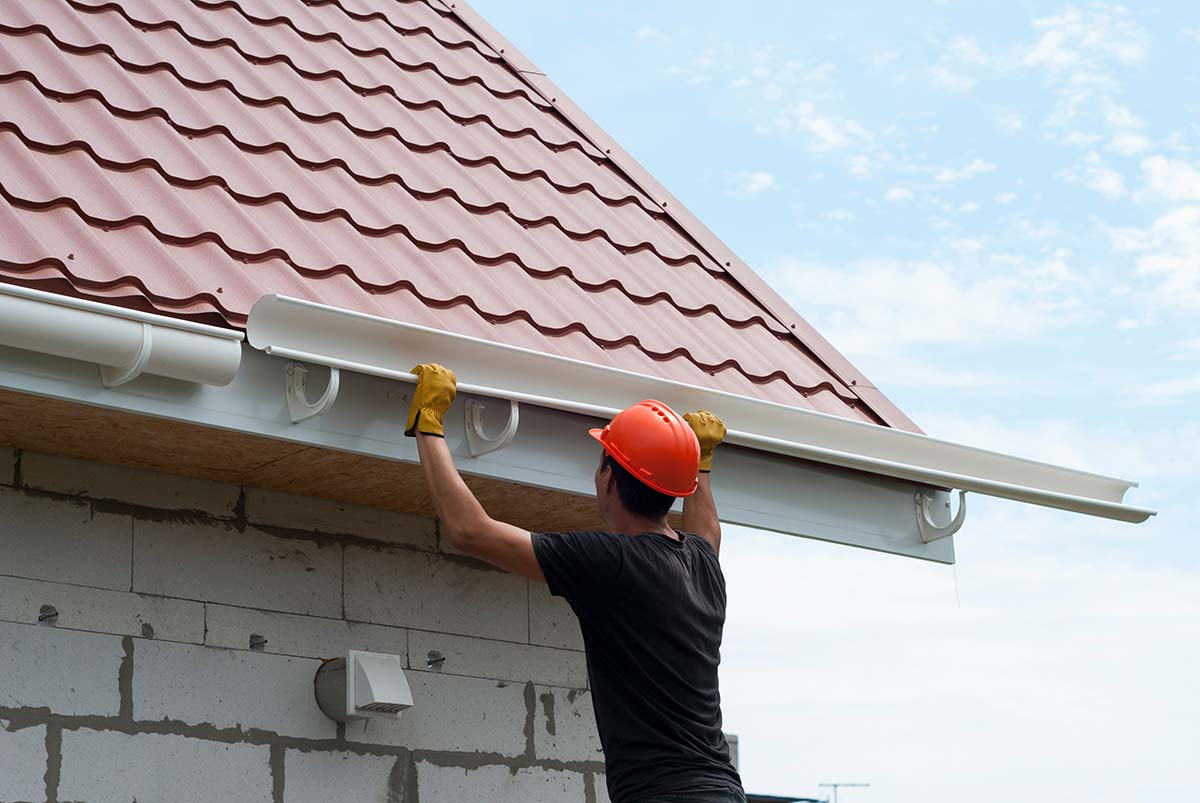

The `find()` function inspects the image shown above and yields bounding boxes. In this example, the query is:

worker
[407,363,745,803]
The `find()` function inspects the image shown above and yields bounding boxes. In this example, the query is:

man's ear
[598,464,615,494]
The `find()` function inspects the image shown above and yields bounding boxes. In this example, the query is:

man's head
[588,400,700,526]
[595,451,675,522]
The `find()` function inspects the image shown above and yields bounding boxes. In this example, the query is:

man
[407,363,745,803]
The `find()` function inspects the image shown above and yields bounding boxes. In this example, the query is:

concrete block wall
[0,449,606,803]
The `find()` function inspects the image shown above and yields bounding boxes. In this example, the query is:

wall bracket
[286,361,340,423]
[465,398,519,457]
[916,490,967,542]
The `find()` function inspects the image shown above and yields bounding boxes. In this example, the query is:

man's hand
[683,410,726,472]
[405,363,456,437]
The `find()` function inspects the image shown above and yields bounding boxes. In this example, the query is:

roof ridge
[439,0,921,432]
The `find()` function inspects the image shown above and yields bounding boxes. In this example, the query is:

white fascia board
[0,283,243,386]
[247,295,1155,524]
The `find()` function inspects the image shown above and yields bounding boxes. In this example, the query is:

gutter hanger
[0,283,243,387]
[246,295,1155,524]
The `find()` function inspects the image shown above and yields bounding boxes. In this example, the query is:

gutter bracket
[916,490,967,543]
[287,361,340,424]
[465,398,519,457]
[100,323,152,388]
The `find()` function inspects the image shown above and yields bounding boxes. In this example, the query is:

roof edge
[441,0,922,433]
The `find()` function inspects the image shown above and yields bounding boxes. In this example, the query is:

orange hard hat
[589,399,700,497]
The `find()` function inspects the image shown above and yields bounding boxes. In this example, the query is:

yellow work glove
[405,363,457,437]
[683,410,726,472]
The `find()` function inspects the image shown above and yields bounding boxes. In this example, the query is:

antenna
[818,782,870,803]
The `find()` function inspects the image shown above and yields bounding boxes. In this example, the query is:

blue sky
[473,2,1198,800]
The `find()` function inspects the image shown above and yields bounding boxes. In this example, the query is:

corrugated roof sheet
[0,0,917,429]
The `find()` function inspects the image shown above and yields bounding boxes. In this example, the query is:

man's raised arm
[407,364,544,582]
[682,410,726,556]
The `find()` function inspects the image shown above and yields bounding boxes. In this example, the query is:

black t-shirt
[531,529,743,803]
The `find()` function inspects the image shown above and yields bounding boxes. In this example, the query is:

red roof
[0,0,917,431]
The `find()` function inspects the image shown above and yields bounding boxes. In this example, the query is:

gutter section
[0,283,243,386]
[247,295,1155,524]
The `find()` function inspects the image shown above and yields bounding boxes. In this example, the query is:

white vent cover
[314,650,413,723]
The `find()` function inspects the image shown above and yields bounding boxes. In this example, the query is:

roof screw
[249,633,268,651]
[67,253,75,260]
[551,97,557,102]
[605,149,611,154]
[725,261,730,266]
[426,650,446,670]
[38,604,59,626]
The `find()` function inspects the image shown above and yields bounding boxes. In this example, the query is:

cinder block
[529,582,585,651]
[344,670,527,757]
[134,639,335,740]
[59,729,272,803]
[533,686,603,762]
[0,487,132,591]
[0,621,122,716]
[284,749,403,803]
[204,603,406,661]
[0,575,204,643]
[0,720,47,802]
[416,763,586,802]
[244,487,437,549]
[20,452,240,517]
[344,546,527,642]
[593,772,613,803]
[133,519,341,617]
[409,630,587,688]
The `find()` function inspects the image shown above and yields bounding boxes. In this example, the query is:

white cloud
[1108,131,1152,155]
[1021,6,1150,147]
[1140,155,1200,201]
[848,154,872,177]
[930,36,990,92]
[1124,375,1200,405]
[1025,6,1148,70]
[885,187,915,202]
[935,158,998,183]
[1174,337,1200,359]
[1104,103,1144,130]
[959,201,980,213]
[1116,317,1140,330]
[634,25,667,42]
[1110,206,1200,308]
[1061,151,1127,198]
[821,208,855,222]
[871,48,898,66]
[766,255,1084,360]
[731,170,777,195]
[995,191,1019,204]
[768,100,868,151]
[721,505,1199,798]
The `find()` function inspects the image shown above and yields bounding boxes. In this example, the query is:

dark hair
[602,453,675,519]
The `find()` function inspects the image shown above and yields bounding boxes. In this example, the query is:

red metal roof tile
[0,0,916,430]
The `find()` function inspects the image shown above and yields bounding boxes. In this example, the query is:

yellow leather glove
[405,363,457,437]
[683,410,726,472]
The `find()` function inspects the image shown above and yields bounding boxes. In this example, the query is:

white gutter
[0,283,243,387]
[247,295,1155,524]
